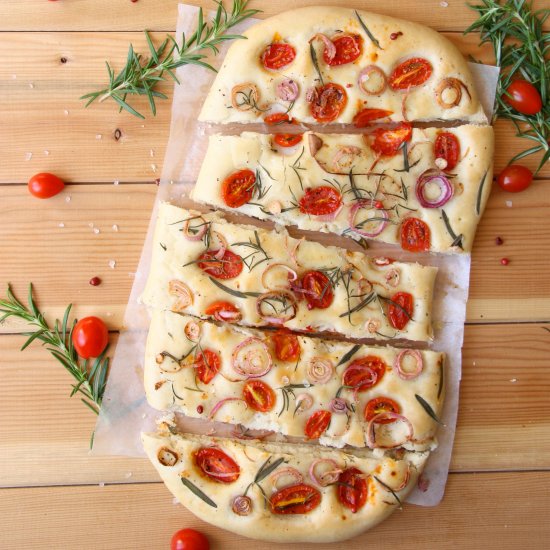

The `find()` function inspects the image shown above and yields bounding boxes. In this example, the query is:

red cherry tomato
[28,172,65,199]
[272,330,301,362]
[304,410,332,439]
[343,356,386,392]
[300,270,334,310]
[353,108,393,128]
[221,169,255,208]
[261,43,296,70]
[388,291,414,330]
[71,316,108,359]
[197,249,243,280]
[434,132,460,171]
[264,113,291,125]
[204,301,242,323]
[264,113,303,147]
[242,380,276,412]
[170,529,209,550]
[389,58,433,90]
[337,468,368,513]
[194,447,240,483]
[370,123,412,156]
[400,217,431,252]
[497,165,533,193]
[324,34,362,66]
[504,79,543,116]
[308,83,348,123]
[270,483,322,514]
[364,397,400,423]
[194,349,221,385]
[299,186,342,216]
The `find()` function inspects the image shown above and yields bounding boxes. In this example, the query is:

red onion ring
[270,467,303,490]
[232,495,253,515]
[365,318,381,334]
[256,291,297,324]
[309,459,342,487]
[348,201,389,238]
[366,412,414,449]
[374,257,393,266]
[276,78,299,102]
[306,357,334,384]
[358,65,387,95]
[415,171,453,208]
[385,268,400,288]
[329,397,348,414]
[231,337,273,378]
[295,393,313,413]
[182,217,207,241]
[332,146,362,171]
[208,397,247,421]
[184,320,201,342]
[261,263,298,291]
[310,33,336,62]
[317,202,343,222]
[217,309,242,322]
[394,349,424,380]
[168,279,193,312]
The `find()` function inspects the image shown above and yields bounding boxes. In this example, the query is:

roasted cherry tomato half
[324,34,363,66]
[261,42,296,70]
[270,483,322,514]
[272,330,301,362]
[194,349,221,384]
[194,447,240,483]
[71,316,109,359]
[497,165,533,193]
[370,123,412,156]
[221,169,255,208]
[304,410,332,439]
[434,132,460,171]
[504,79,543,116]
[364,397,401,423]
[308,83,348,123]
[197,249,243,280]
[264,113,303,147]
[299,186,342,216]
[204,301,242,323]
[264,113,291,125]
[337,468,368,513]
[388,291,414,330]
[343,356,386,392]
[389,57,433,90]
[353,108,393,128]
[170,528,210,550]
[400,217,431,252]
[300,270,334,310]
[28,172,65,199]
[242,380,276,412]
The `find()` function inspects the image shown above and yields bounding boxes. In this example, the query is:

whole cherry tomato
[170,528,210,550]
[497,165,533,193]
[71,316,109,359]
[28,173,65,199]
[504,79,542,116]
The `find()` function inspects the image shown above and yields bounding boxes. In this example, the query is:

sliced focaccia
[142,430,429,543]
[199,7,486,125]
[140,203,438,343]
[146,311,445,451]
[190,126,494,253]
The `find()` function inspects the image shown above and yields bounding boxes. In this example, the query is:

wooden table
[1,1,549,548]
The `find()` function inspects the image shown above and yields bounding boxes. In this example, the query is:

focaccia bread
[199,7,486,125]
[146,311,445,451]
[140,203,438,342]
[190,126,494,253]
[142,430,429,543]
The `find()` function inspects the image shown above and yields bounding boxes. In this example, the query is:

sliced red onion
[213,246,227,261]
[373,257,394,266]
[232,495,253,515]
[276,79,299,101]
[366,412,414,449]
[306,87,318,103]
[415,171,453,208]
[317,202,343,222]
[261,263,298,291]
[394,349,424,380]
[295,393,313,413]
[182,217,207,241]
[332,146,362,171]
[256,291,297,324]
[306,357,334,384]
[184,320,201,342]
[310,33,336,62]
[385,268,400,288]
[348,201,389,238]
[231,337,272,378]
[365,318,381,334]
[329,397,348,414]
[208,397,247,421]
[209,230,229,252]
[168,279,193,312]
[358,65,387,95]
[217,309,242,322]
[270,467,303,490]
[309,459,342,487]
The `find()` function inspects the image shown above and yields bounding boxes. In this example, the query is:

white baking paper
[93,3,498,508]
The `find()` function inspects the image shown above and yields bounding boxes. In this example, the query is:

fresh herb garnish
[336,344,362,367]
[373,475,402,507]
[208,277,261,298]
[309,42,325,85]
[355,10,383,49]
[415,394,444,426]
[181,477,217,508]
[291,147,307,190]
[277,383,310,417]
[437,360,444,400]
[441,209,464,249]
[233,230,271,272]
[475,168,489,216]
[243,456,287,501]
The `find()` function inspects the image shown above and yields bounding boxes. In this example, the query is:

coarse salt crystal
[510,378,517,383]
[93,228,100,234]
[151,164,157,172]
[108,260,116,269]
[96,134,102,140]
[64,109,69,115]
[506,200,513,208]
[150,149,154,157]
[29,82,34,89]
[99,482,105,487]
[65,196,71,203]
[58,222,65,228]
[25,152,33,161]
[125,472,132,479]
[44,150,49,156]
[172,497,179,505]
[114,180,119,185]
[440,1,448,7]
[112,224,119,231]
[88,222,94,228]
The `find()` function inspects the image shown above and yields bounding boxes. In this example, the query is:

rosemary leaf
[336,344,362,367]
[208,276,261,298]
[415,394,444,426]
[254,456,286,484]
[475,168,489,216]
[180,477,217,508]
[373,475,402,507]
[355,11,383,49]
[309,42,324,86]
[441,209,464,250]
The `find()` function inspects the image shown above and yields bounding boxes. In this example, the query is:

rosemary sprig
[291,147,307,190]
[233,230,272,272]
[415,394,444,426]
[243,456,287,502]
[355,11,383,50]
[336,344,362,367]
[309,42,325,85]
[373,475,402,507]
[181,477,217,508]
[81,0,260,118]
[208,277,261,299]
[277,383,310,417]
[475,168,489,216]
[0,284,108,417]
[441,210,464,249]
[465,0,549,172]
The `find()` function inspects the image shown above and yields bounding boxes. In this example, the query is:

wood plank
[1,324,548,487]
[0,31,548,184]
[1,472,549,548]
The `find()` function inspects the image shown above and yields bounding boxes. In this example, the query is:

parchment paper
[93,3,498,508]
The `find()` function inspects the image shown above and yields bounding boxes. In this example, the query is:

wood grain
[2,471,549,549]
[0,31,548,184]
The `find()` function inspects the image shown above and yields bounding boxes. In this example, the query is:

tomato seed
[500,258,510,266]
[89,277,102,286]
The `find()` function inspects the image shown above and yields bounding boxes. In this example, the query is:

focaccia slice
[142,430,429,543]
[190,126,494,253]
[147,311,445,451]
[141,203,438,343]
[199,7,486,125]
